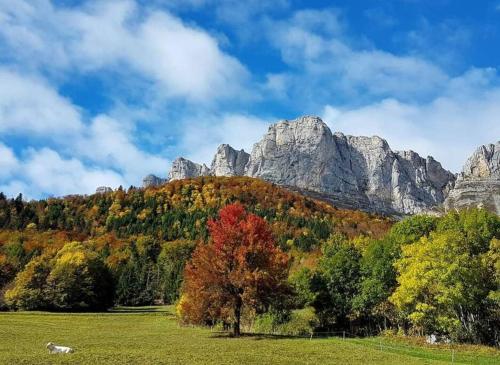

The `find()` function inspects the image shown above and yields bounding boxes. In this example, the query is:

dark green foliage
[312,234,361,329]
[289,267,315,308]
[158,240,196,304]
[115,241,159,306]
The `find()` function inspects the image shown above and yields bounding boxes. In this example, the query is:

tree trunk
[233,296,242,337]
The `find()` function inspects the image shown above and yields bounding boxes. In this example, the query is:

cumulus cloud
[0,0,250,102]
[0,143,19,178]
[4,148,125,198]
[180,113,270,164]
[322,70,500,172]
[0,69,82,136]
[75,115,169,182]
[0,68,169,197]
[264,9,449,106]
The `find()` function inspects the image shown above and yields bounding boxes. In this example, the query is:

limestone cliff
[445,142,500,214]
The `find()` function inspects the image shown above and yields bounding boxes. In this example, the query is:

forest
[0,176,498,346]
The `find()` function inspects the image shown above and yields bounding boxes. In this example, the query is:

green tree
[6,243,114,311]
[312,234,361,329]
[5,254,52,310]
[353,237,399,331]
[289,267,315,308]
[390,229,497,344]
[158,240,196,304]
[46,242,114,311]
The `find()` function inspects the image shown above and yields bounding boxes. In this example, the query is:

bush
[253,307,319,336]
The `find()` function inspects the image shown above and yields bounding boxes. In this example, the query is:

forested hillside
[0,176,498,346]
[0,176,390,308]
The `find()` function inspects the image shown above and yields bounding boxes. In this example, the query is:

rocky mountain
[156,116,458,215]
[211,144,250,176]
[142,174,168,188]
[244,116,455,215]
[168,157,210,181]
[445,142,500,214]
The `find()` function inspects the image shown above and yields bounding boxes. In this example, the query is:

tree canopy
[178,203,290,336]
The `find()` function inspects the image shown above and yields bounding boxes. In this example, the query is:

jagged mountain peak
[147,116,466,216]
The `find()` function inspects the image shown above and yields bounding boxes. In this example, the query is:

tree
[4,254,52,310]
[115,241,158,306]
[390,230,497,343]
[158,240,196,304]
[6,242,114,311]
[289,267,315,308]
[352,237,399,331]
[178,203,289,336]
[311,234,361,330]
[46,242,114,311]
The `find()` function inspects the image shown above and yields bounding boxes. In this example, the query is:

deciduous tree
[178,203,289,336]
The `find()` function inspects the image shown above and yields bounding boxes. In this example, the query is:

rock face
[159,116,463,215]
[142,174,167,188]
[211,144,249,176]
[445,142,500,214]
[245,116,455,214]
[168,157,210,181]
[96,186,112,194]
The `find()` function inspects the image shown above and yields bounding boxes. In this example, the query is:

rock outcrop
[161,116,458,215]
[96,186,112,194]
[445,142,500,214]
[142,174,167,188]
[211,144,249,176]
[168,157,210,181]
[244,116,455,214]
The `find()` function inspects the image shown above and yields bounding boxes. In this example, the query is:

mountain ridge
[144,116,498,216]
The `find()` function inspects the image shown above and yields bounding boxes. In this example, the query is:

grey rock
[211,144,249,176]
[168,157,210,181]
[164,116,459,215]
[143,174,167,188]
[96,186,112,194]
[445,142,500,214]
[244,116,455,215]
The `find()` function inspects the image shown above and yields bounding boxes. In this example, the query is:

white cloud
[75,115,169,182]
[0,143,19,178]
[0,0,249,102]
[0,68,169,197]
[264,8,449,104]
[181,113,270,164]
[19,148,124,198]
[0,69,82,136]
[322,71,500,172]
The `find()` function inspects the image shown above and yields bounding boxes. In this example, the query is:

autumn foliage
[178,203,289,336]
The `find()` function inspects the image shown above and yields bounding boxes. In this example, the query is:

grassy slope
[0,307,497,365]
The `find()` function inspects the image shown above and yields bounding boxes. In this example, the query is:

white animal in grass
[46,342,74,354]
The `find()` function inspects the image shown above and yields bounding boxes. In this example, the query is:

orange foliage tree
[178,203,289,336]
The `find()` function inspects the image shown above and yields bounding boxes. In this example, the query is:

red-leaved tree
[178,203,289,336]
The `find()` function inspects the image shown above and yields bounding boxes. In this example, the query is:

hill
[0,176,391,247]
[0,176,391,308]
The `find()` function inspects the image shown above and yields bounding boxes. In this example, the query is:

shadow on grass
[209,332,310,341]
[108,306,174,315]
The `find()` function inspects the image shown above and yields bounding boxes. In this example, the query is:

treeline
[0,177,390,310]
[0,176,390,247]
[0,177,498,345]
[284,209,499,345]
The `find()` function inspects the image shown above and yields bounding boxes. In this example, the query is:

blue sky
[1,0,500,198]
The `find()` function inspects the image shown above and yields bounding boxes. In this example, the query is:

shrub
[253,307,319,336]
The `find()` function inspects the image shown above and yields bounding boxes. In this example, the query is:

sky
[1,0,500,199]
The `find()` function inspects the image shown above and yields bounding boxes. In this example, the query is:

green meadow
[0,306,497,365]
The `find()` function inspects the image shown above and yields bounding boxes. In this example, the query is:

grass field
[0,306,498,365]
